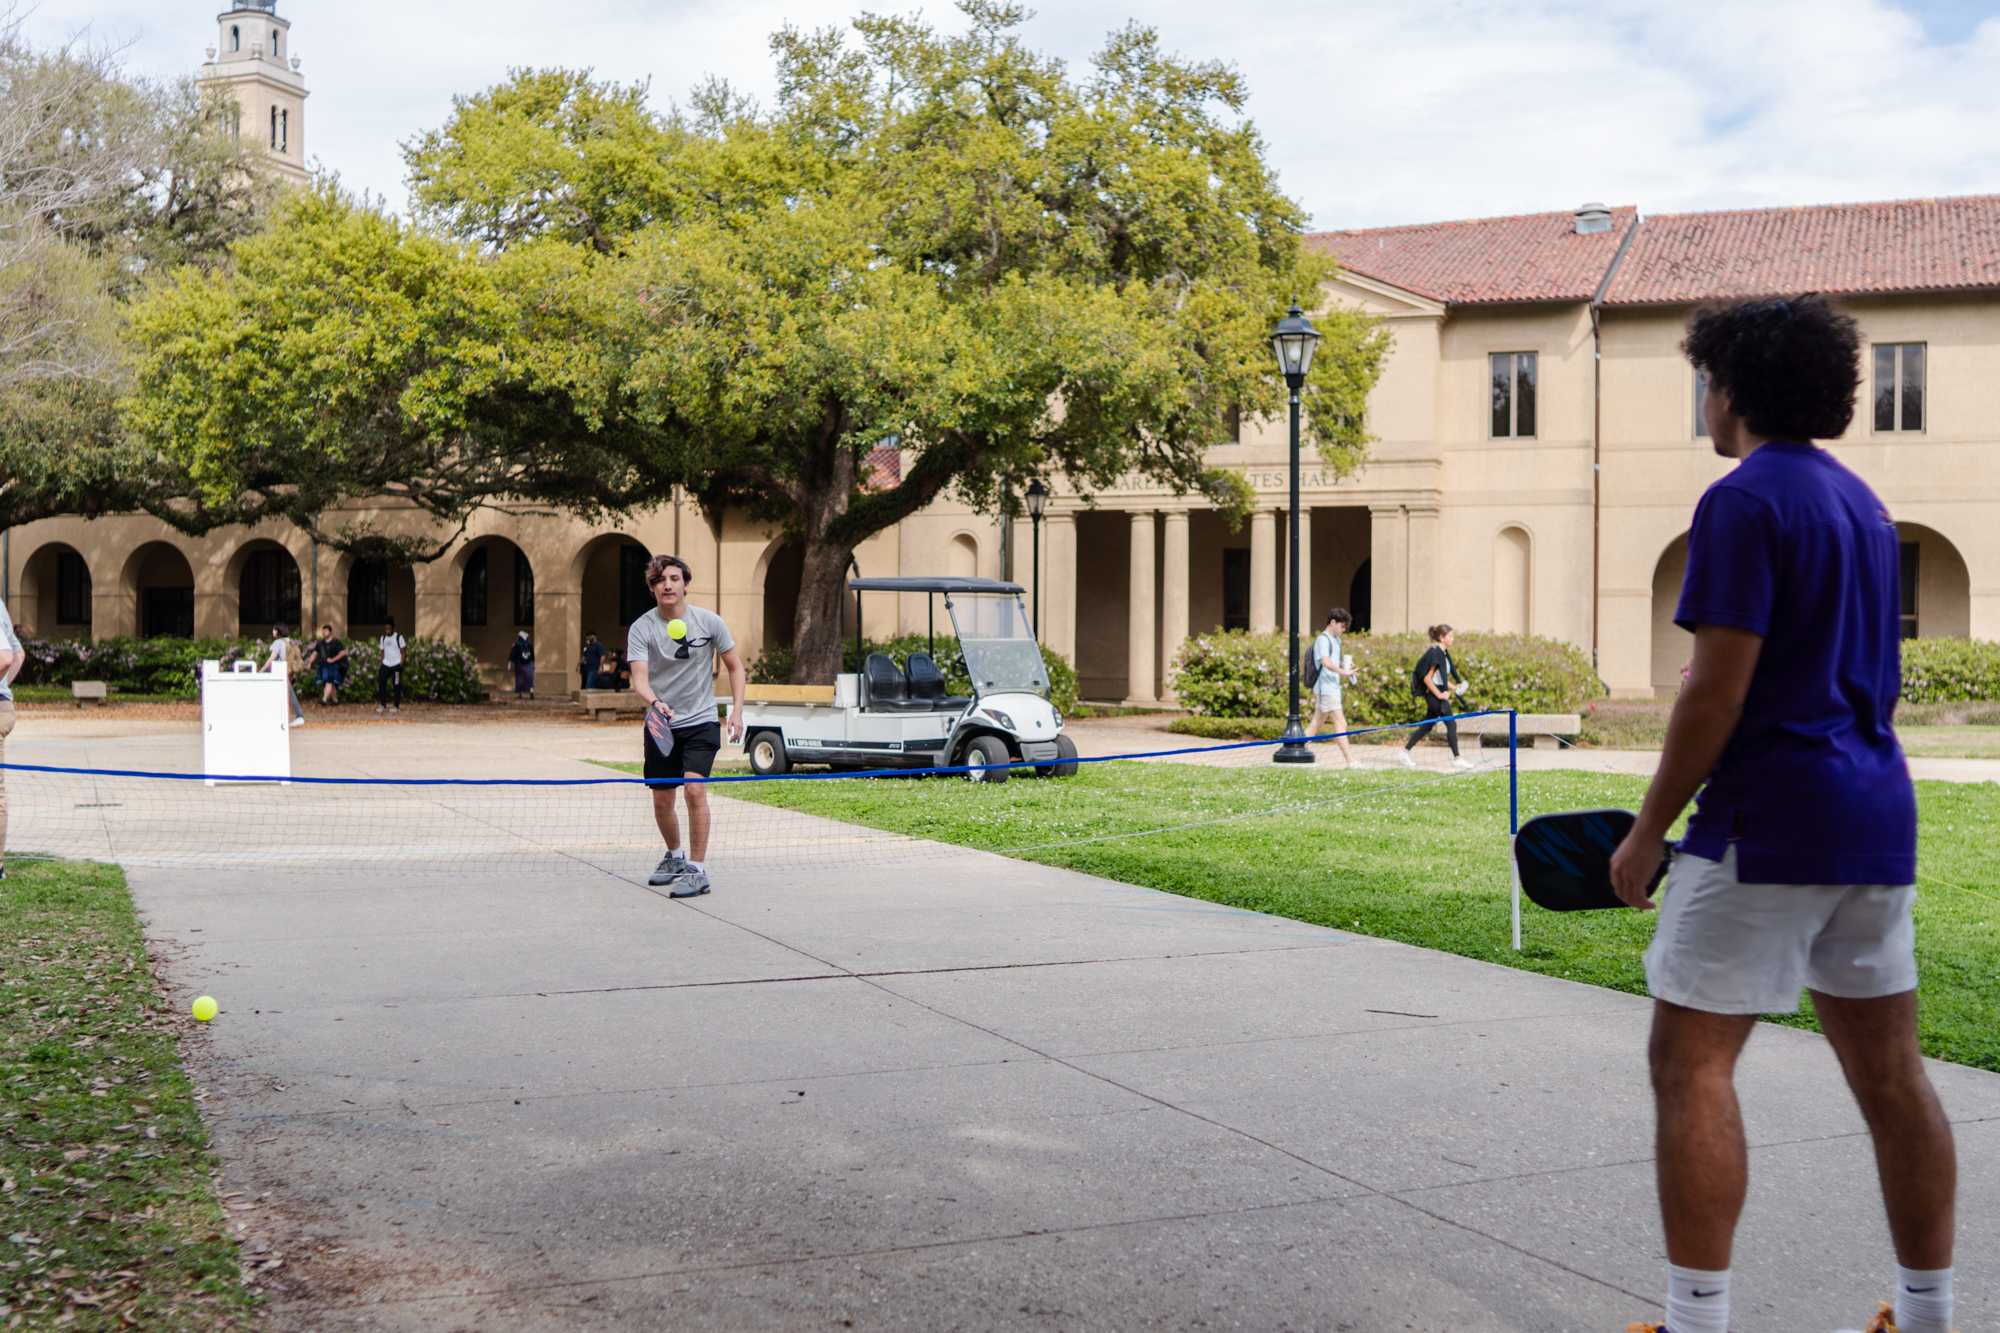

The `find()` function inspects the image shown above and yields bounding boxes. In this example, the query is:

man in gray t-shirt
[626,553,746,898]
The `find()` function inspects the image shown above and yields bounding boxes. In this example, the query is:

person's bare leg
[685,782,712,862]
[1649,1000,1759,1269]
[1811,989,1957,1269]
[1330,708,1353,766]
[652,786,682,850]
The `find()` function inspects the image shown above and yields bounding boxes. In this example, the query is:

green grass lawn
[0,862,256,1329]
[658,760,2000,1073]
[7,685,188,705]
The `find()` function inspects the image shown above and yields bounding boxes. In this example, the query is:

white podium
[201,661,292,785]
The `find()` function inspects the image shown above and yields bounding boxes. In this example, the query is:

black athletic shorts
[643,720,722,787]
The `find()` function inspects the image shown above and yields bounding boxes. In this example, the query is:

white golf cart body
[737,577,1076,780]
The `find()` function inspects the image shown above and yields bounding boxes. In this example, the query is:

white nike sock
[668,845,685,858]
[1665,1263,1730,1333]
[1894,1266,1953,1333]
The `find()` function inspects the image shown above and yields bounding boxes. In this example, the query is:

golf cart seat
[905,653,970,710]
[862,653,934,712]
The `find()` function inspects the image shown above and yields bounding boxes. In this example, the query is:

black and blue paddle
[1512,808,1672,911]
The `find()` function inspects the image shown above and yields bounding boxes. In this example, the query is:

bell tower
[196,0,309,185]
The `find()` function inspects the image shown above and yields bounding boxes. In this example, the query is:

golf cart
[738,577,1078,782]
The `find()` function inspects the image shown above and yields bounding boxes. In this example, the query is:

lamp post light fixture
[1025,479,1048,636]
[1271,302,1322,765]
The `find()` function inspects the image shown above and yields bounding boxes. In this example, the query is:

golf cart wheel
[1037,733,1080,779]
[747,731,789,776]
[963,734,1011,783]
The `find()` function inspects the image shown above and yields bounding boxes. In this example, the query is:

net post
[1508,708,1521,951]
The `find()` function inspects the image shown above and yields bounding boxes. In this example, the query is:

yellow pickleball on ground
[191,995,218,1022]
[667,618,688,640]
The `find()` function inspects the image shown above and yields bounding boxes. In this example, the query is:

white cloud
[19,0,2000,227]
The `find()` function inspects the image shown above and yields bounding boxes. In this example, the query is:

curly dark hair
[1682,295,1860,442]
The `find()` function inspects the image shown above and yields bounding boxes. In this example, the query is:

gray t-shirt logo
[626,605,735,729]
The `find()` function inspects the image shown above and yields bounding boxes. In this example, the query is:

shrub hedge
[1169,629,1601,723]
[15,636,487,704]
[1899,638,2000,705]
[750,635,1079,714]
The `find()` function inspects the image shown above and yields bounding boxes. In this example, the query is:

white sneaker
[1398,750,1416,769]
[1453,756,1476,770]
[289,717,306,729]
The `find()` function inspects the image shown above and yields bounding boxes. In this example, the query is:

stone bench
[71,681,109,708]
[1459,712,1582,750]
[578,689,646,721]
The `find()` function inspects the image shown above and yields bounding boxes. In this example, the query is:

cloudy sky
[21,0,2000,228]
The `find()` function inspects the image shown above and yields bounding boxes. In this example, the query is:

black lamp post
[1272,302,1321,765]
[1025,479,1048,636]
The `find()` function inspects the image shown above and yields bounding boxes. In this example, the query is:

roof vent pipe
[1574,202,1613,235]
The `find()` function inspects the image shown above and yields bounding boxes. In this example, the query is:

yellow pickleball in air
[191,996,218,1022]
[667,618,688,640]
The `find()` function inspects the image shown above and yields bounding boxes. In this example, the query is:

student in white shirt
[1305,607,1359,768]
[376,617,408,714]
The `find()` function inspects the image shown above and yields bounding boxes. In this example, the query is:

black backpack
[1301,637,1322,689]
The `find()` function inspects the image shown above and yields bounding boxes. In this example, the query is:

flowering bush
[1170,629,1601,723]
[332,638,488,704]
[1899,638,2000,704]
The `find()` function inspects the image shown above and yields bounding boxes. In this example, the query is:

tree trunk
[791,539,855,684]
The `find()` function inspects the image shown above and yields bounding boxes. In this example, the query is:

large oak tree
[131,4,1386,678]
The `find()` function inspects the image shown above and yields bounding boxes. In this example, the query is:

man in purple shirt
[1611,297,1955,1333]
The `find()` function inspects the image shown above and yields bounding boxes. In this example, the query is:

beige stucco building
[4,10,1994,700]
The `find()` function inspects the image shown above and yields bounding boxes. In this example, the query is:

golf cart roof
[847,577,1025,595]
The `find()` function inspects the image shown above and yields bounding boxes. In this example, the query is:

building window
[279,110,288,153]
[513,549,535,627]
[230,24,240,51]
[461,547,489,627]
[270,106,277,149]
[347,560,391,626]
[56,551,92,625]
[1693,369,1711,438]
[1221,549,1250,631]
[1489,351,1537,438]
[240,549,301,627]
[1874,343,1925,433]
[1900,541,1920,639]
[271,32,281,59]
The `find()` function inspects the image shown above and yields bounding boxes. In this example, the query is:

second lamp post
[1271,302,1321,764]
[1024,479,1048,636]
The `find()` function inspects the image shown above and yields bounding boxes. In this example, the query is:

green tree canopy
[132,2,1387,677]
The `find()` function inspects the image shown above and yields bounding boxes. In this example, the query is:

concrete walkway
[6,716,1997,1328]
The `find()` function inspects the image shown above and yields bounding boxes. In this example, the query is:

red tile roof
[1601,195,2000,305]
[862,443,901,491]
[1307,207,1638,305]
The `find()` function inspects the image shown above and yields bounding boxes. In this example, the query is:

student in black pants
[1401,624,1474,770]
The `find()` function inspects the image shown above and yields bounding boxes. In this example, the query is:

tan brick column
[1249,509,1277,634]
[1159,510,1190,699]
[1126,511,1158,704]
[1044,512,1077,665]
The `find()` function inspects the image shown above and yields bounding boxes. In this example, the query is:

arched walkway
[121,542,196,639]
[231,540,303,635]
[18,541,93,639]
[756,537,803,662]
[573,534,651,662]
[1650,534,1690,696]
[455,537,536,671]
[1894,523,1971,639]
[346,559,416,639]
[1348,559,1372,634]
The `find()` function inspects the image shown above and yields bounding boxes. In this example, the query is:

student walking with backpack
[1400,624,1473,770]
[1303,607,1359,768]
[376,617,408,714]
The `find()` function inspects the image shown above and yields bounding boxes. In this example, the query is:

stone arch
[755,535,804,662]
[120,541,197,639]
[344,557,415,639]
[17,540,94,639]
[1492,525,1532,635]
[1893,522,1970,639]
[1650,534,1691,696]
[227,538,304,636]
[453,536,537,670]
[947,531,980,580]
[571,533,651,659]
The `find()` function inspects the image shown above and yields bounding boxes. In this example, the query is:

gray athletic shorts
[1643,845,1918,1016]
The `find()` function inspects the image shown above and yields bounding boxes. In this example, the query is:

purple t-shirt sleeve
[1675,485,1778,637]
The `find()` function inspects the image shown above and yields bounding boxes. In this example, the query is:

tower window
[272,32,281,59]
[280,110,288,153]
[270,106,277,149]
[230,24,240,51]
